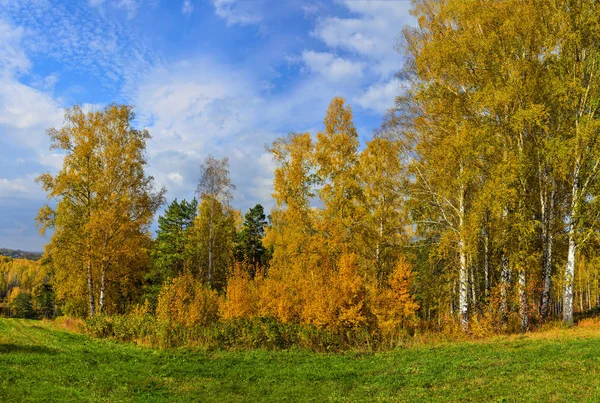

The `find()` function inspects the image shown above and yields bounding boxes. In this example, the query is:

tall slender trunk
[87,262,95,317]
[470,259,476,308]
[518,269,527,332]
[500,208,510,321]
[563,163,580,325]
[375,214,383,281]
[208,198,214,286]
[483,222,490,298]
[540,183,555,319]
[99,268,106,314]
[458,183,468,330]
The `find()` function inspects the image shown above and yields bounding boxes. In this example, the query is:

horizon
[0,0,414,251]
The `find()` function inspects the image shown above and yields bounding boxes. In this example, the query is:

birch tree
[37,104,165,316]
[195,155,235,287]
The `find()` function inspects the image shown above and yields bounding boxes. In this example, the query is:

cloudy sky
[0,0,414,251]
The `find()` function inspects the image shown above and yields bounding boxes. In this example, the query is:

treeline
[34,0,600,347]
[0,248,43,260]
[0,257,55,319]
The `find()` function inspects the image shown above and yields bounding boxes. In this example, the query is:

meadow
[2,318,600,402]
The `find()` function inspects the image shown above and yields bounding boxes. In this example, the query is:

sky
[0,0,415,251]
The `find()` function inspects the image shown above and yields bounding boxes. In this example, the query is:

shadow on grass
[0,344,59,355]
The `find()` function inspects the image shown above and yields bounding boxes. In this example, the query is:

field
[2,319,600,402]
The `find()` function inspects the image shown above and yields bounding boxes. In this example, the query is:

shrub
[9,291,35,319]
[34,283,56,319]
[372,256,419,340]
[219,265,259,319]
[156,273,220,328]
[63,298,88,319]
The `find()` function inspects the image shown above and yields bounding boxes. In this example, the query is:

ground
[1,318,600,402]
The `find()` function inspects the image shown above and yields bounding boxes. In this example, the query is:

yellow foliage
[156,273,219,327]
[300,254,373,331]
[256,268,302,323]
[220,264,259,320]
[372,256,419,337]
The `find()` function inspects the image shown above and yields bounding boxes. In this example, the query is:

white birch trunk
[458,184,468,330]
[208,198,214,286]
[540,184,555,319]
[99,268,106,314]
[518,269,527,332]
[483,225,490,298]
[87,262,95,318]
[500,208,510,320]
[563,165,579,325]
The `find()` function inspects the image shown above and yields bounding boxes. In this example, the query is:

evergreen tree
[235,204,269,277]
[10,292,35,319]
[34,283,56,319]
[146,198,198,305]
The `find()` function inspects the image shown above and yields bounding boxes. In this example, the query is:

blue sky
[0,0,414,251]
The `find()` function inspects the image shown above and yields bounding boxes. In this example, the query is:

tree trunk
[87,262,95,317]
[540,184,555,319]
[563,163,579,326]
[483,224,490,298]
[458,184,468,330]
[518,269,528,332]
[208,199,214,286]
[500,208,510,321]
[470,259,476,309]
[99,268,106,314]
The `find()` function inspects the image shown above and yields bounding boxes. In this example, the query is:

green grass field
[2,318,600,402]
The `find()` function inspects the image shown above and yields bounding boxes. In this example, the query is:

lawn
[1,318,600,402]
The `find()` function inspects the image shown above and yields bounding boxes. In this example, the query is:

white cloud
[0,19,63,149]
[355,79,400,114]
[212,0,263,26]
[167,172,184,185]
[182,0,194,15]
[311,0,413,77]
[301,50,364,83]
[87,0,147,19]
[0,20,30,75]
[131,58,276,208]
[0,174,46,200]
[0,78,63,133]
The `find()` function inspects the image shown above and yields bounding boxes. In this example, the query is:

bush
[34,283,56,319]
[63,299,88,319]
[156,273,220,328]
[9,292,35,319]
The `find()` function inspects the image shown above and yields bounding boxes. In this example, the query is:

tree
[235,204,269,277]
[187,197,237,290]
[359,135,407,281]
[264,132,317,273]
[552,0,600,325]
[37,104,165,317]
[10,291,35,319]
[146,198,198,304]
[196,156,236,287]
[315,97,363,266]
[34,283,56,319]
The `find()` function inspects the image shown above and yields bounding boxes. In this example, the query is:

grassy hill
[2,318,600,402]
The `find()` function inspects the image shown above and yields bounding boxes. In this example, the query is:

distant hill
[0,248,43,261]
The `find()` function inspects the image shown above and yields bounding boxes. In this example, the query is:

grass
[2,319,600,402]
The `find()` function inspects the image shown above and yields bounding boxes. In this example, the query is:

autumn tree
[315,97,363,266]
[37,104,165,317]
[195,156,236,287]
[146,198,198,304]
[187,197,237,290]
[359,134,407,281]
[551,0,600,325]
[264,132,317,273]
